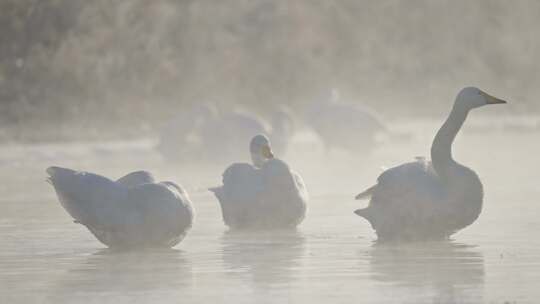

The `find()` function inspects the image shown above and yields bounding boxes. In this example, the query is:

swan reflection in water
[48,248,192,303]
[220,230,306,286]
[367,240,484,303]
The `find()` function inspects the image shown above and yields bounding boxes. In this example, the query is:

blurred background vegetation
[0,0,538,141]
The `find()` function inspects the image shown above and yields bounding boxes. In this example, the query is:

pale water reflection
[367,241,484,303]
[48,249,193,303]
[220,231,306,286]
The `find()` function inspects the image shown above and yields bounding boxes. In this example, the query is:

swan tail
[208,187,223,200]
[355,185,376,200]
[354,208,375,227]
[47,166,91,224]
[46,166,124,229]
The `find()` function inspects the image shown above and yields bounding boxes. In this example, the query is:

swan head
[250,134,274,168]
[455,87,507,111]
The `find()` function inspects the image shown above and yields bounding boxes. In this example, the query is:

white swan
[158,105,294,163]
[47,167,194,248]
[305,89,386,154]
[209,135,308,229]
[354,87,506,240]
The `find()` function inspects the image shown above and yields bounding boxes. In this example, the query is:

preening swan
[209,135,308,229]
[355,87,506,240]
[47,167,194,248]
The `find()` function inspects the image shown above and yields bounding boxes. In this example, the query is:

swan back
[211,163,263,227]
[126,182,194,247]
[357,158,484,240]
[260,159,308,227]
[116,171,155,188]
[305,97,386,152]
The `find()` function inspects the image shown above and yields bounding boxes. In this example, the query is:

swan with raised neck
[355,87,506,240]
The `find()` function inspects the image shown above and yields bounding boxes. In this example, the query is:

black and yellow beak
[262,144,274,159]
[481,91,507,105]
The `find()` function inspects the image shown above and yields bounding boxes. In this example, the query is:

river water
[1,119,539,303]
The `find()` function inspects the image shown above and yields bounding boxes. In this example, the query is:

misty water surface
[1,118,539,303]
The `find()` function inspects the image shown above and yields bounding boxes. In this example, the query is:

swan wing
[373,160,445,209]
[210,163,263,227]
[292,171,309,203]
[308,103,385,151]
[116,171,155,188]
[355,160,447,237]
[125,182,194,247]
[259,159,308,227]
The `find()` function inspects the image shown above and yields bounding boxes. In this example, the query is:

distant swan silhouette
[158,104,294,163]
[355,87,506,240]
[305,89,386,154]
[47,167,194,248]
[209,135,308,229]
[198,109,294,160]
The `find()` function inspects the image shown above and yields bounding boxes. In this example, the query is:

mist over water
[1,1,539,139]
[1,1,540,303]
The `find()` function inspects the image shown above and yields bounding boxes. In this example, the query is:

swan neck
[431,105,468,178]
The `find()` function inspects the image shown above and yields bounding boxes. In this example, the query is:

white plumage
[355,87,506,240]
[47,167,194,248]
[210,135,308,229]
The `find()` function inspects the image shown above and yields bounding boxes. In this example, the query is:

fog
[1,1,540,303]
[1,0,539,140]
